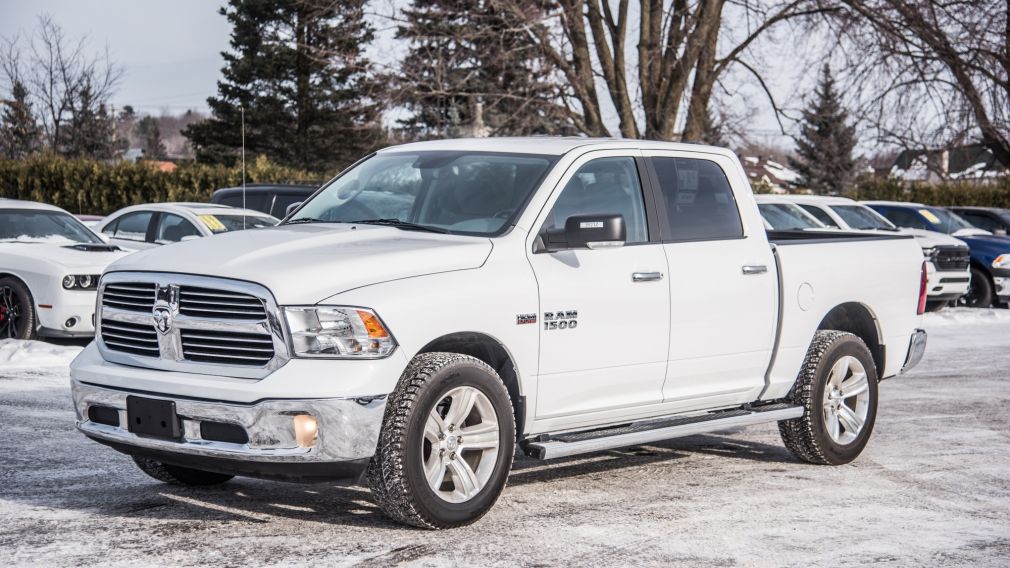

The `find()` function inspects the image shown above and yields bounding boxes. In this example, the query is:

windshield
[831,205,896,230]
[919,207,977,234]
[996,211,1010,225]
[0,209,104,244]
[759,203,826,230]
[198,213,278,234]
[289,151,558,236]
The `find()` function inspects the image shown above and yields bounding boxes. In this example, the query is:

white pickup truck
[70,138,928,529]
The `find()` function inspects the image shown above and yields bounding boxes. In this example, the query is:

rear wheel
[0,277,36,340]
[779,331,878,465]
[132,456,234,486]
[959,267,994,308]
[367,352,515,529]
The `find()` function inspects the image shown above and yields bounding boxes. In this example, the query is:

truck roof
[780,195,862,206]
[379,137,738,158]
[0,199,68,213]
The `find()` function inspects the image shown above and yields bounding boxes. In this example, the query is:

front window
[544,157,649,244]
[759,203,826,231]
[198,213,278,234]
[289,151,558,236]
[831,205,896,230]
[918,207,977,234]
[0,210,103,244]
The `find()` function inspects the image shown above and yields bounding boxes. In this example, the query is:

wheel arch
[416,332,526,439]
[815,302,884,378]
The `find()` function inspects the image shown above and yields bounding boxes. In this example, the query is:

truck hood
[899,229,968,249]
[0,242,130,272]
[106,224,494,304]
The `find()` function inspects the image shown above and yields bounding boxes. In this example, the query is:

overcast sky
[0,0,800,150]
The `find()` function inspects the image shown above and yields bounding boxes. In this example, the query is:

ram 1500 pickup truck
[71,138,928,529]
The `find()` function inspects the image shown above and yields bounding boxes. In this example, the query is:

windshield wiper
[350,218,448,234]
[285,217,330,225]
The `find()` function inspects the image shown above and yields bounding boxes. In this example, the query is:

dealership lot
[1,309,1008,567]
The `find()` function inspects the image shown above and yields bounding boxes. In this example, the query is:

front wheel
[367,353,515,529]
[959,267,994,308]
[779,330,878,465]
[0,276,37,340]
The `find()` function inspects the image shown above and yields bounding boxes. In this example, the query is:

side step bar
[524,403,804,460]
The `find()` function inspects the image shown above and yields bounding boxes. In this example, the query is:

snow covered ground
[1,309,1009,566]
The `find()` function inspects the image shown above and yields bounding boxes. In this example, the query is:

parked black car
[211,184,319,218]
[947,206,1010,236]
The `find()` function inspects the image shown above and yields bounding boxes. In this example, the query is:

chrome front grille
[99,320,159,356]
[102,283,156,312]
[97,273,288,379]
[179,286,267,320]
[181,329,275,365]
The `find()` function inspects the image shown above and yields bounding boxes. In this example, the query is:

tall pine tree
[184,0,383,170]
[137,116,167,160]
[789,65,858,194]
[395,0,574,137]
[0,81,41,159]
[63,81,119,159]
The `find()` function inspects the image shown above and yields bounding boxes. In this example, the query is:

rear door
[643,151,778,411]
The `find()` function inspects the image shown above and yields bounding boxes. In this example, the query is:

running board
[524,403,804,460]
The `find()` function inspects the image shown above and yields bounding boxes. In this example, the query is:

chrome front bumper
[901,329,927,374]
[72,380,386,480]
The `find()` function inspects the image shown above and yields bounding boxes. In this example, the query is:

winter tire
[132,456,234,486]
[0,276,37,340]
[778,330,878,465]
[367,352,516,529]
[959,267,994,308]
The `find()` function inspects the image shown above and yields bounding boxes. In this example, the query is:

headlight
[921,247,936,260]
[62,274,98,290]
[993,254,1010,269]
[283,306,396,358]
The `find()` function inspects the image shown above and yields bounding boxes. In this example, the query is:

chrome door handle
[632,271,664,282]
[741,265,768,275]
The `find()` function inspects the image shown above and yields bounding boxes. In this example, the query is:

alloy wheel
[821,355,871,445]
[0,285,22,339]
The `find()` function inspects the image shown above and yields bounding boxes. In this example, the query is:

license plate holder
[126,396,182,440]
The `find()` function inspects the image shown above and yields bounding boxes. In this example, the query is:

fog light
[293,415,318,448]
[64,317,78,328]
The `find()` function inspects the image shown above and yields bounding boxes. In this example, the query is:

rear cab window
[648,157,744,241]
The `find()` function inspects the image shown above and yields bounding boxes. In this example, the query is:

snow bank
[923,307,1010,327]
[0,339,83,369]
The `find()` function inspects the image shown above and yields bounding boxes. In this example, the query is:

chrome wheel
[822,355,870,445]
[421,386,500,504]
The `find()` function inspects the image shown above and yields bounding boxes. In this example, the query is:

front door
[528,153,671,424]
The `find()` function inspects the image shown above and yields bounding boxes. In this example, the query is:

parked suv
[71,139,927,529]
[786,196,970,310]
[211,184,319,218]
[865,201,1010,307]
[946,206,1010,236]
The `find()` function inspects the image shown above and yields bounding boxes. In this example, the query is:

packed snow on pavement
[1,309,1008,566]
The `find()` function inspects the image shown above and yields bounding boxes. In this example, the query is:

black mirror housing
[543,214,626,252]
[285,202,304,218]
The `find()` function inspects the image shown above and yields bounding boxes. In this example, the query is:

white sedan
[93,203,278,251]
[0,199,131,339]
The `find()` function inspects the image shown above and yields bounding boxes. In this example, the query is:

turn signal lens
[293,415,318,448]
[357,310,390,338]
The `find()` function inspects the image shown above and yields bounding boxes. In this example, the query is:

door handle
[741,265,768,275]
[632,271,664,282]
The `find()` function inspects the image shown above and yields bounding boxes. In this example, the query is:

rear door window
[873,207,928,230]
[155,213,202,244]
[112,211,154,242]
[649,157,743,241]
[798,204,840,227]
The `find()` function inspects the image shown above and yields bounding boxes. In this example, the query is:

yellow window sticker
[918,209,941,224]
[199,214,227,232]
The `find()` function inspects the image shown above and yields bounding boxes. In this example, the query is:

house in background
[890,144,1008,182]
[739,155,802,193]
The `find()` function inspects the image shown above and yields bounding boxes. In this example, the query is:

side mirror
[285,202,303,218]
[543,214,626,252]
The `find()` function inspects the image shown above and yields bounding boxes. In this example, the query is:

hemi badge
[516,313,537,325]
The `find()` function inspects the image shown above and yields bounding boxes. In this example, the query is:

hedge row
[845,177,1010,207]
[0,154,330,215]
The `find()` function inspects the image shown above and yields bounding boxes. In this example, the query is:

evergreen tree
[789,65,858,194]
[395,0,574,137]
[137,116,167,160]
[64,81,118,159]
[699,107,727,147]
[184,0,384,170]
[0,81,41,159]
